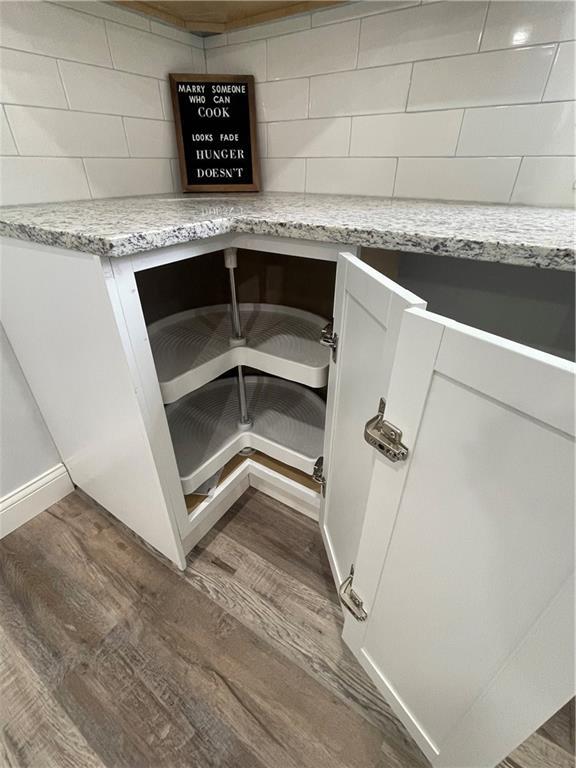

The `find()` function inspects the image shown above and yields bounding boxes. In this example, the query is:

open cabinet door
[320,252,425,586]
[343,308,575,768]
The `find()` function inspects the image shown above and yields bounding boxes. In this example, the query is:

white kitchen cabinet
[1,231,573,768]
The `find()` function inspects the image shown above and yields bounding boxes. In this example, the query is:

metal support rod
[225,249,251,429]
[224,248,243,341]
[236,365,252,427]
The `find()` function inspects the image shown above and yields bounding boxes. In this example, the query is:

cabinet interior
[135,249,337,501]
[361,248,576,361]
[136,249,337,324]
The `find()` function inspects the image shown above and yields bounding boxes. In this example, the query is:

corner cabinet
[2,232,574,768]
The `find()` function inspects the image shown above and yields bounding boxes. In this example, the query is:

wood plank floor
[1,487,574,768]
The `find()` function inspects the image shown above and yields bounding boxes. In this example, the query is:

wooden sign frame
[170,73,260,193]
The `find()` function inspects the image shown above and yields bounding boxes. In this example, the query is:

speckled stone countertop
[0,192,573,270]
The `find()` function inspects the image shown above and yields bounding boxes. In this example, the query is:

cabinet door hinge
[313,456,326,496]
[320,320,338,362]
[339,565,367,622]
[364,397,408,463]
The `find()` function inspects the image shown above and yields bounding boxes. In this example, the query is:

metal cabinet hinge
[339,565,367,622]
[320,320,338,362]
[312,456,326,496]
[364,398,408,463]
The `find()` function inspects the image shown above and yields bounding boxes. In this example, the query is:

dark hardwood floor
[0,487,573,768]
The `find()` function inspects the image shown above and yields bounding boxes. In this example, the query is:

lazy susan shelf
[166,376,326,494]
[148,303,330,403]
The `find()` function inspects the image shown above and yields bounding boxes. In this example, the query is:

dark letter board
[170,73,260,193]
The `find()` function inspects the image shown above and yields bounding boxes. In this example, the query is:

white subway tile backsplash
[306,157,396,196]
[257,79,309,122]
[59,61,163,118]
[261,158,306,192]
[511,157,575,207]
[0,2,208,204]
[394,157,521,203]
[408,45,557,110]
[204,34,227,49]
[159,80,174,120]
[170,158,182,190]
[0,49,68,108]
[56,1,151,31]
[0,109,17,155]
[0,2,112,66]
[267,22,359,79]
[257,123,268,157]
[312,1,418,27]
[544,42,576,101]
[83,158,174,197]
[1,0,571,208]
[106,22,203,79]
[358,2,487,69]
[351,110,463,156]
[124,117,177,158]
[0,157,91,205]
[458,102,575,157]
[268,118,351,157]
[205,40,267,81]
[481,1,575,52]
[310,64,411,118]
[5,105,128,157]
[226,14,310,45]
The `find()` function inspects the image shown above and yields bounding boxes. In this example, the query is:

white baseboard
[0,464,74,538]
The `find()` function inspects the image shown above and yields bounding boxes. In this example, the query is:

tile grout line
[157,80,166,120]
[509,157,525,203]
[477,0,491,53]
[391,157,400,199]
[353,18,361,70]
[539,43,560,102]
[120,116,131,157]
[55,59,72,109]
[404,62,415,112]
[4,153,560,161]
[346,116,353,156]
[80,157,95,199]
[2,104,20,155]
[453,109,467,157]
[102,20,116,71]
[1,100,175,123]
[266,154,535,161]
[3,98,572,127]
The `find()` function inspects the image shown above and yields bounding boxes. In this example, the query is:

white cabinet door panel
[345,308,575,767]
[321,253,425,586]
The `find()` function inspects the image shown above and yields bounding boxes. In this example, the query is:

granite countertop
[0,192,573,270]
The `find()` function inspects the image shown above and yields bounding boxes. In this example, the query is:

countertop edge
[1,211,574,271]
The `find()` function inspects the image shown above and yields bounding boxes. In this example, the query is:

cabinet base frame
[181,458,320,555]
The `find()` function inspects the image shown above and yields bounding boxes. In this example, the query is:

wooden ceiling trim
[113,1,343,34]
[214,1,342,31]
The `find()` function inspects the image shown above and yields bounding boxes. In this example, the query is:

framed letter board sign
[170,73,260,192]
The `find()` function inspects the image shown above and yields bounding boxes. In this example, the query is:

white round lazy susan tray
[166,375,326,494]
[148,303,330,403]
